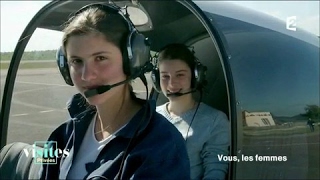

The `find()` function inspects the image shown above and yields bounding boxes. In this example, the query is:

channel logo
[286,16,297,31]
[22,141,70,164]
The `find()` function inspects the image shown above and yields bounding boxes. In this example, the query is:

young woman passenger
[40,4,190,180]
[153,43,230,180]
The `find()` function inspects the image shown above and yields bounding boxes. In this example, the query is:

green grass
[243,124,319,136]
[0,61,57,69]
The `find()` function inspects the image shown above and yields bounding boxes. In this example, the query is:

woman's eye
[96,56,107,61]
[69,59,83,65]
[161,75,169,79]
[177,74,185,77]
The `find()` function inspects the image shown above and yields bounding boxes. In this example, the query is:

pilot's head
[157,43,196,98]
[61,5,132,105]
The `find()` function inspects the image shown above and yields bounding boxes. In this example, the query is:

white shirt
[59,114,119,179]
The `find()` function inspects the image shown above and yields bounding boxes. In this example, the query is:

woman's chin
[83,91,117,106]
[83,93,105,106]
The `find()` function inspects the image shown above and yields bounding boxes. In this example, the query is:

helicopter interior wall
[141,4,206,51]
[192,37,229,116]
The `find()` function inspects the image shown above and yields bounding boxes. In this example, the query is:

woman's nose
[81,63,97,81]
[168,77,179,88]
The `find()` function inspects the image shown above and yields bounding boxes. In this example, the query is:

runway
[0,68,152,145]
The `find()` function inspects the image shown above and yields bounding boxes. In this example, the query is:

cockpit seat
[0,142,42,179]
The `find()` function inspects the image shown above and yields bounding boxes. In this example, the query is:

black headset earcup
[194,62,207,89]
[151,68,162,93]
[56,47,74,86]
[126,31,151,77]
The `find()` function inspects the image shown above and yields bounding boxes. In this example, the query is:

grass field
[0,61,57,69]
[243,122,319,136]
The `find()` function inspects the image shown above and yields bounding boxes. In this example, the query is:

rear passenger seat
[0,142,42,179]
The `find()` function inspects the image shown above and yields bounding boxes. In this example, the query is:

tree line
[301,105,320,121]
[0,50,57,61]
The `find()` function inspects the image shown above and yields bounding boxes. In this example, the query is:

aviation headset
[150,44,207,93]
[56,3,151,86]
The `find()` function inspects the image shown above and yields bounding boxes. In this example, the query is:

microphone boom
[166,89,196,97]
[84,79,130,98]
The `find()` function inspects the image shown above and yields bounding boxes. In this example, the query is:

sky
[0,1,319,52]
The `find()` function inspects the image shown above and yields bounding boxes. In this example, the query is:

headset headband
[71,3,137,60]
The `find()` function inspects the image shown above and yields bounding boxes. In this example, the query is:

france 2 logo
[286,16,297,31]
